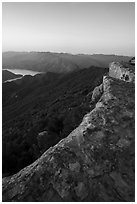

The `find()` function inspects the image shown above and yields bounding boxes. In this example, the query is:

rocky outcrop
[2,64,135,201]
[109,62,135,83]
[91,83,103,103]
[129,57,135,65]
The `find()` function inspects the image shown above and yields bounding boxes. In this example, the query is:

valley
[2,65,108,176]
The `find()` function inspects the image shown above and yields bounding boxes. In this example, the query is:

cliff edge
[2,62,135,202]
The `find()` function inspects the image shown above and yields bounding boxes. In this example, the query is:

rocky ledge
[109,61,135,83]
[2,65,135,201]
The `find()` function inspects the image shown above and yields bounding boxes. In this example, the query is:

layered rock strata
[2,69,135,201]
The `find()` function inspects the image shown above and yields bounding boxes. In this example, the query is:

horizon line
[2,50,134,57]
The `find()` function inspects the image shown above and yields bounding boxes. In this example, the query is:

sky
[2,2,135,56]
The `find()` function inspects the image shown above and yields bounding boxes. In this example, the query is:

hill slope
[3,66,107,176]
[2,64,135,201]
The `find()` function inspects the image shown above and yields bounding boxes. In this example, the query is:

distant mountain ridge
[2,52,131,73]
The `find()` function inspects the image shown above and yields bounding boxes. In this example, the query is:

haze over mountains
[2,52,131,73]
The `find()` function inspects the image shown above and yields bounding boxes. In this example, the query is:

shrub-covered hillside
[2,66,108,176]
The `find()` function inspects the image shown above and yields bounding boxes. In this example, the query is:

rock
[109,62,135,83]
[75,182,88,200]
[2,65,135,201]
[129,57,135,65]
[91,83,103,103]
[69,161,80,172]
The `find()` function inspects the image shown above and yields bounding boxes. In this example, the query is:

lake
[3,69,43,76]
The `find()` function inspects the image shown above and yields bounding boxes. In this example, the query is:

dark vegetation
[2,66,108,176]
[2,70,22,82]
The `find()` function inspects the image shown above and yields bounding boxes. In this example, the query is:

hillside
[2,70,22,82]
[3,66,108,176]
[2,51,131,73]
[2,62,135,202]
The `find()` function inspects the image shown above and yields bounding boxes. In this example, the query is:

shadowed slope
[2,72,135,201]
[2,67,107,176]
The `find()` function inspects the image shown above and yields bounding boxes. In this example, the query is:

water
[3,69,43,76]
[4,77,23,83]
